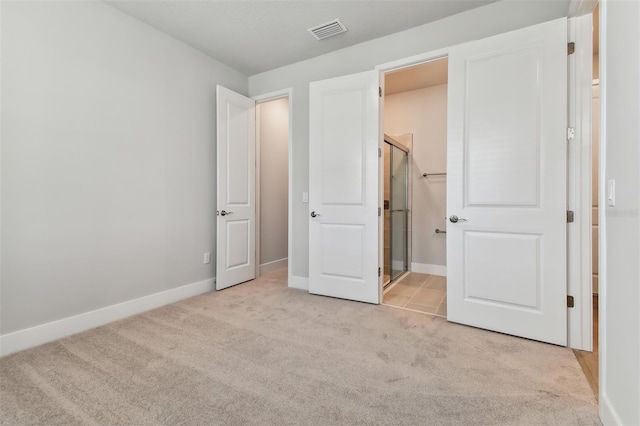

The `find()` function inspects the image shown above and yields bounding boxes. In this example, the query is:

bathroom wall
[384,84,447,275]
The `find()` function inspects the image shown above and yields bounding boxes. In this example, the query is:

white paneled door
[309,70,381,304]
[447,18,568,345]
[216,85,256,290]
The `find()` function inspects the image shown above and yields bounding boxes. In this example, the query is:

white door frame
[376,48,449,305]
[252,88,294,288]
[375,29,592,350]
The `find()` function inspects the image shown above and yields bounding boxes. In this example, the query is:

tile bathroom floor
[383,272,447,317]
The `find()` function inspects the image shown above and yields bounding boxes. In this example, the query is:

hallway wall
[258,98,289,272]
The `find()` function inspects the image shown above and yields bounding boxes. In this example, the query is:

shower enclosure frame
[383,134,412,287]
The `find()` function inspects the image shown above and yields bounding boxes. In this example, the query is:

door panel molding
[447,18,568,346]
[309,70,380,304]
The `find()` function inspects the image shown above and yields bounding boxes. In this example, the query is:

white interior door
[216,85,256,290]
[447,18,568,345]
[309,70,381,304]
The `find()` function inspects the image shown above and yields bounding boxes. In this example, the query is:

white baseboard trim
[411,263,447,277]
[0,277,215,357]
[289,275,309,291]
[259,258,288,275]
[600,393,624,425]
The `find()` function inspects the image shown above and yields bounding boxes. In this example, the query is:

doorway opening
[573,5,600,400]
[256,96,290,281]
[215,85,292,291]
[380,58,449,316]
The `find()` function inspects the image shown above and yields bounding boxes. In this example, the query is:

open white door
[447,18,568,345]
[309,70,381,304]
[216,85,256,290]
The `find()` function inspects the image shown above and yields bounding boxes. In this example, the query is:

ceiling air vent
[308,19,347,40]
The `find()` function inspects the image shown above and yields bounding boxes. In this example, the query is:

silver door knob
[219,210,233,216]
[310,211,320,218]
[449,215,467,223]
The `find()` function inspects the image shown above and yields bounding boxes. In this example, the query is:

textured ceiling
[106,0,498,76]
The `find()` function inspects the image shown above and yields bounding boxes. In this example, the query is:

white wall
[248,1,569,279]
[385,85,447,272]
[0,1,247,336]
[258,98,289,270]
[600,0,640,424]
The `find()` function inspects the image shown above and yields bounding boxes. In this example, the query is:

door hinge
[568,42,575,55]
[567,210,575,223]
[567,295,575,308]
[378,147,382,158]
[379,87,382,97]
[378,267,381,277]
[378,207,381,216]
[567,127,575,140]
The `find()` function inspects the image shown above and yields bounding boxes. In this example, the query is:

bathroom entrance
[381,58,449,316]
[383,136,410,286]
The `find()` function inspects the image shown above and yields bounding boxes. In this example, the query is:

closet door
[308,70,382,304]
[446,18,568,345]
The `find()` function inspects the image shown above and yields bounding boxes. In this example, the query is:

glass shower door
[389,144,408,281]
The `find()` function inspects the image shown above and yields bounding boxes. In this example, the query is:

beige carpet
[0,269,599,425]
